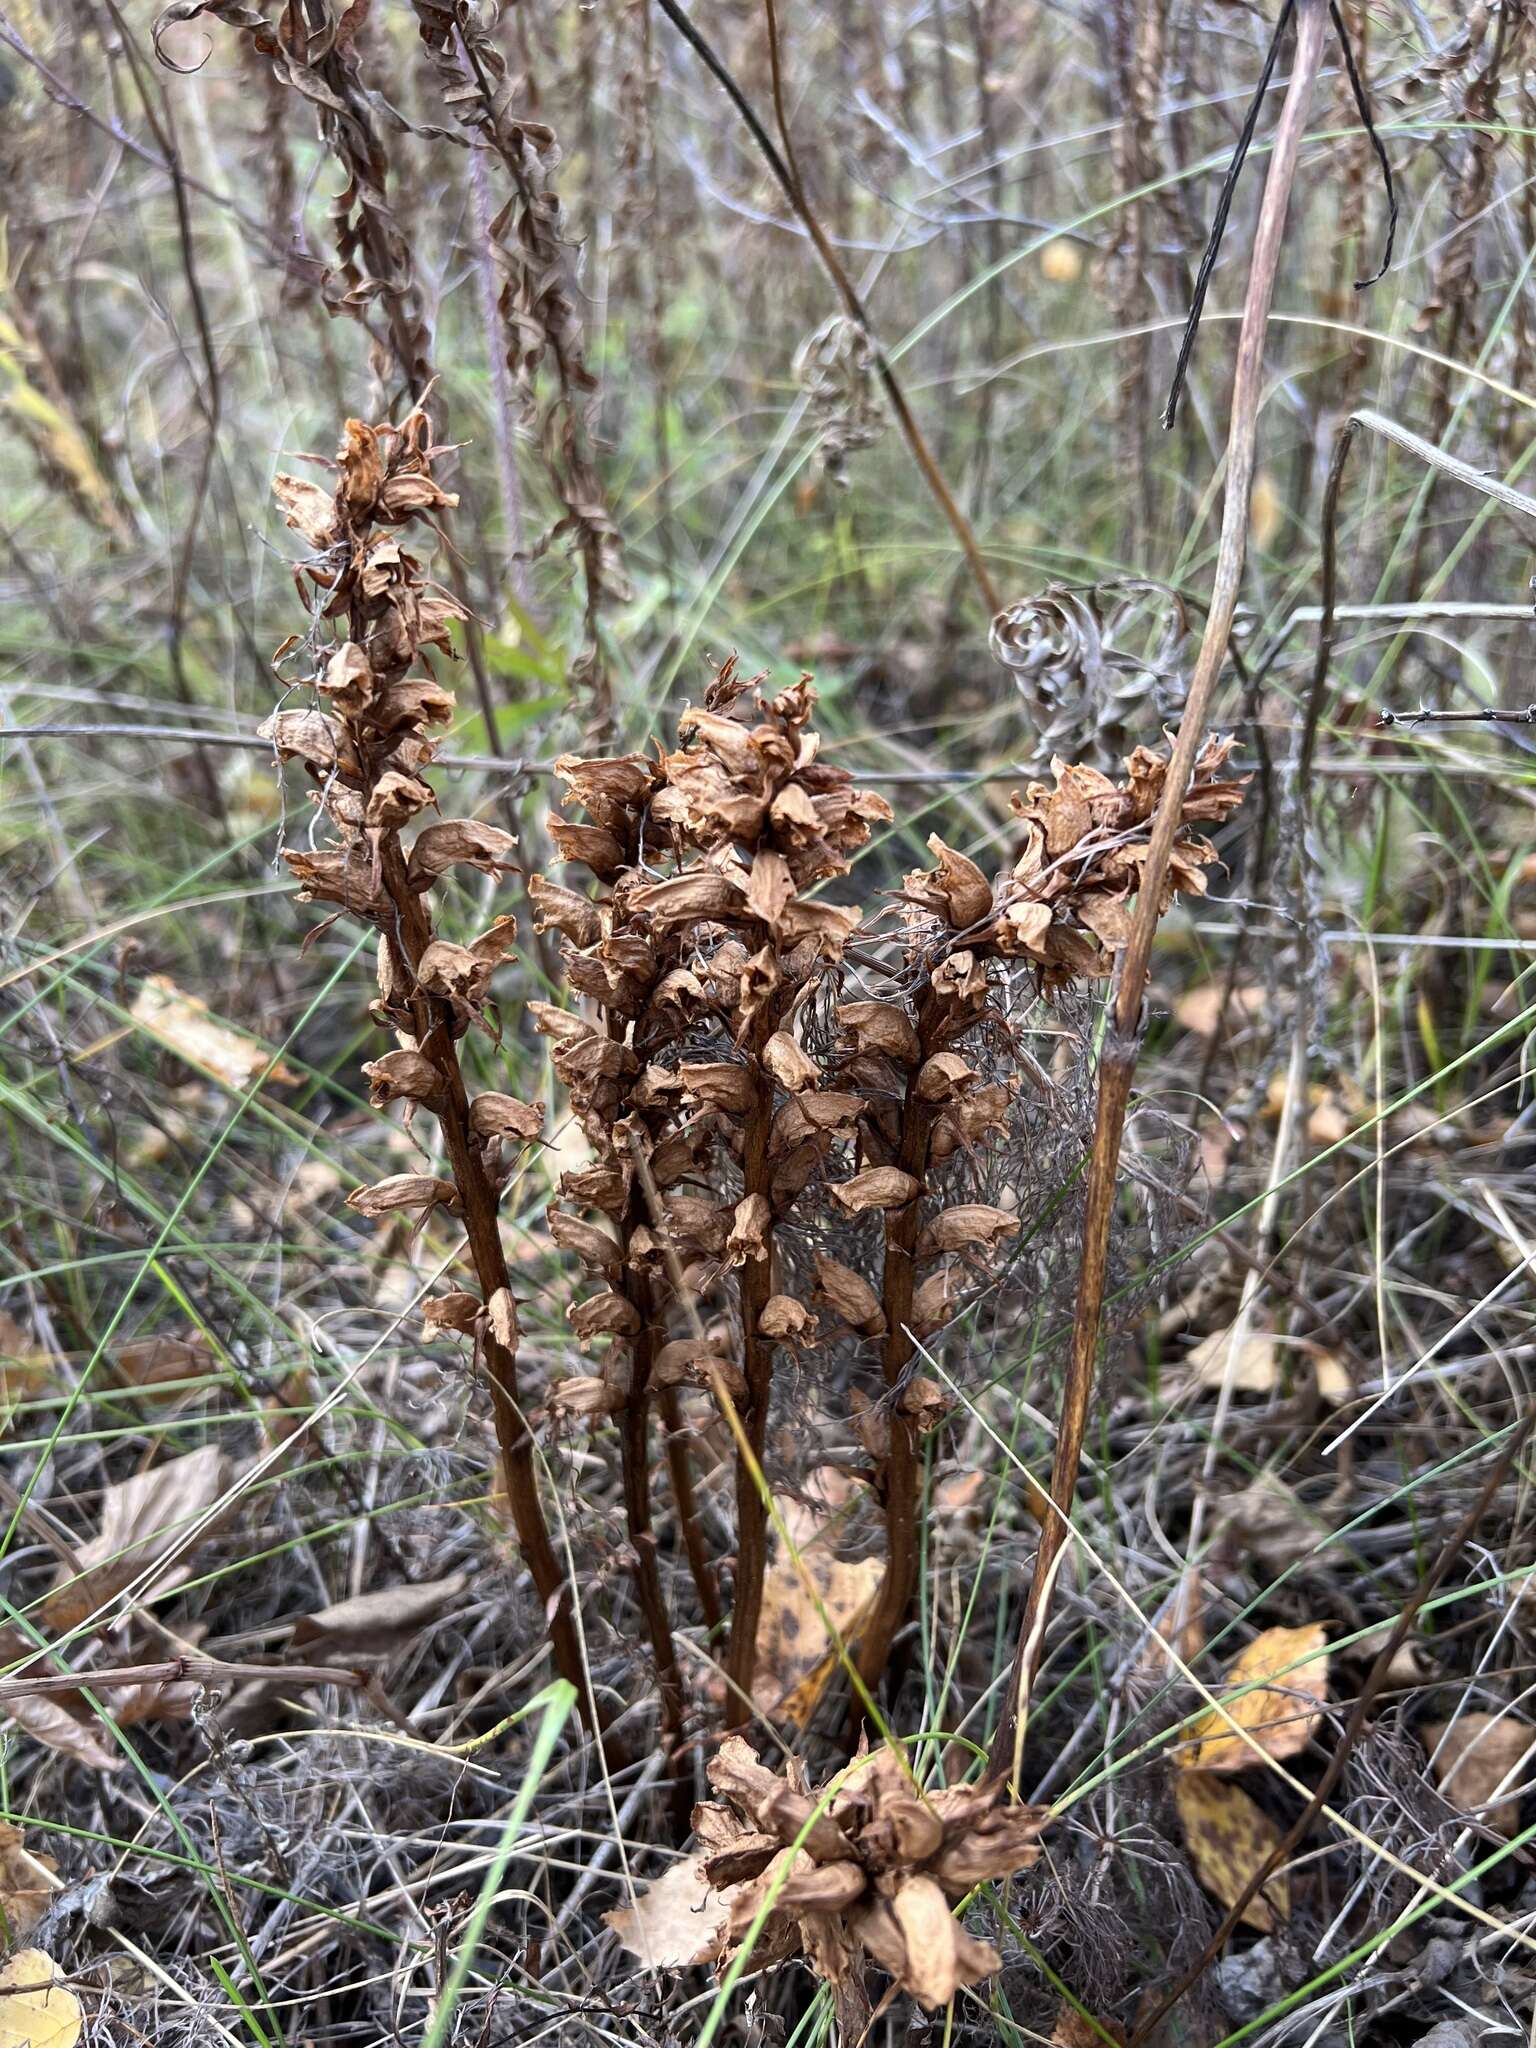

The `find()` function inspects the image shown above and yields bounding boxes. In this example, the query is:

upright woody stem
[985,0,1329,1790]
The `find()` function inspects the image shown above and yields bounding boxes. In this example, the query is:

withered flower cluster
[530,662,1245,1732]
[695,1737,1048,2025]
[529,659,892,1721]
[259,407,594,1729]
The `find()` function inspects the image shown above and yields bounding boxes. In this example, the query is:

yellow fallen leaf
[1422,1712,1536,1837]
[130,975,298,1092]
[751,1496,884,1726]
[1174,1772,1290,1931]
[0,1949,82,2048]
[0,1827,60,1942]
[1174,983,1265,1038]
[1178,1623,1329,1773]
[1186,1325,1279,1395]
[604,1851,729,1968]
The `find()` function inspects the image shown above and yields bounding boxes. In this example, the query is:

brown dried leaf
[272,473,339,548]
[836,1001,920,1064]
[291,1571,468,1654]
[468,1093,544,1144]
[763,1031,820,1093]
[891,1874,998,2010]
[406,819,516,888]
[1422,1712,1536,1836]
[1186,1324,1279,1395]
[811,1254,885,1336]
[347,1174,459,1220]
[1178,1624,1329,1773]
[1174,1771,1290,1931]
[131,976,298,1091]
[43,1443,231,1632]
[111,1330,213,1390]
[916,1204,1018,1260]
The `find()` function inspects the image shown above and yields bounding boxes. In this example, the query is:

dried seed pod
[830,1167,922,1216]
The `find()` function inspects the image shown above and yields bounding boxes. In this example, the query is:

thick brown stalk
[985,0,1329,1791]
[659,1385,724,1633]
[372,836,599,1740]
[722,1049,779,1722]
[851,994,946,1715]
[616,1243,685,1744]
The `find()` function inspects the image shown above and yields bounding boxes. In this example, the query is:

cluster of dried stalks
[256,396,1243,2004]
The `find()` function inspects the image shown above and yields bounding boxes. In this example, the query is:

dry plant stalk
[257,405,596,1733]
[986,0,1329,1792]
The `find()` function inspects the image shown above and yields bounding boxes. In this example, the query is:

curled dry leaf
[916,1204,1018,1260]
[1178,1624,1329,1773]
[1421,1712,1536,1837]
[291,1571,468,1655]
[812,1253,886,1336]
[829,1168,921,1216]
[1174,1772,1290,1931]
[347,1174,460,1221]
[130,975,298,1092]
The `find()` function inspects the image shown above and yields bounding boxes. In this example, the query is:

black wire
[1162,0,1297,431]
[1330,0,1398,288]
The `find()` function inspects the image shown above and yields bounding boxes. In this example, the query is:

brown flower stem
[852,996,946,1717]
[659,1384,724,1633]
[370,846,601,1745]
[616,1257,685,1736]
[984,0,1330,1792]
[723,1054,778,1722]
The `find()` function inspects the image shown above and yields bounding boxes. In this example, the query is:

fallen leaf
[1174,984,1265,1039]
[1174,1772,1290,1931]
[1421,1712,1536,1837]
[1217,1472,1324,1572]
[0,1949,82,2048]
[291,1571,468,1655]
[1185,1325,1279,1395]
[0,1825,60,1941]
[43,1444,231,1631]
[604,1851,731,1969]
[751,1501,884,1726]
[131,975,297,1092]
[111,1330,214,1390]
[0,1643,123,1772]
[1051,2005,1128,2046]
[1178,1624,1329,1773]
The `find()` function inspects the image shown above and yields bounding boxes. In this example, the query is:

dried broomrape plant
[258,401,1242,1793]
[257,403,595,1732]
[611,1735,1050,2032]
